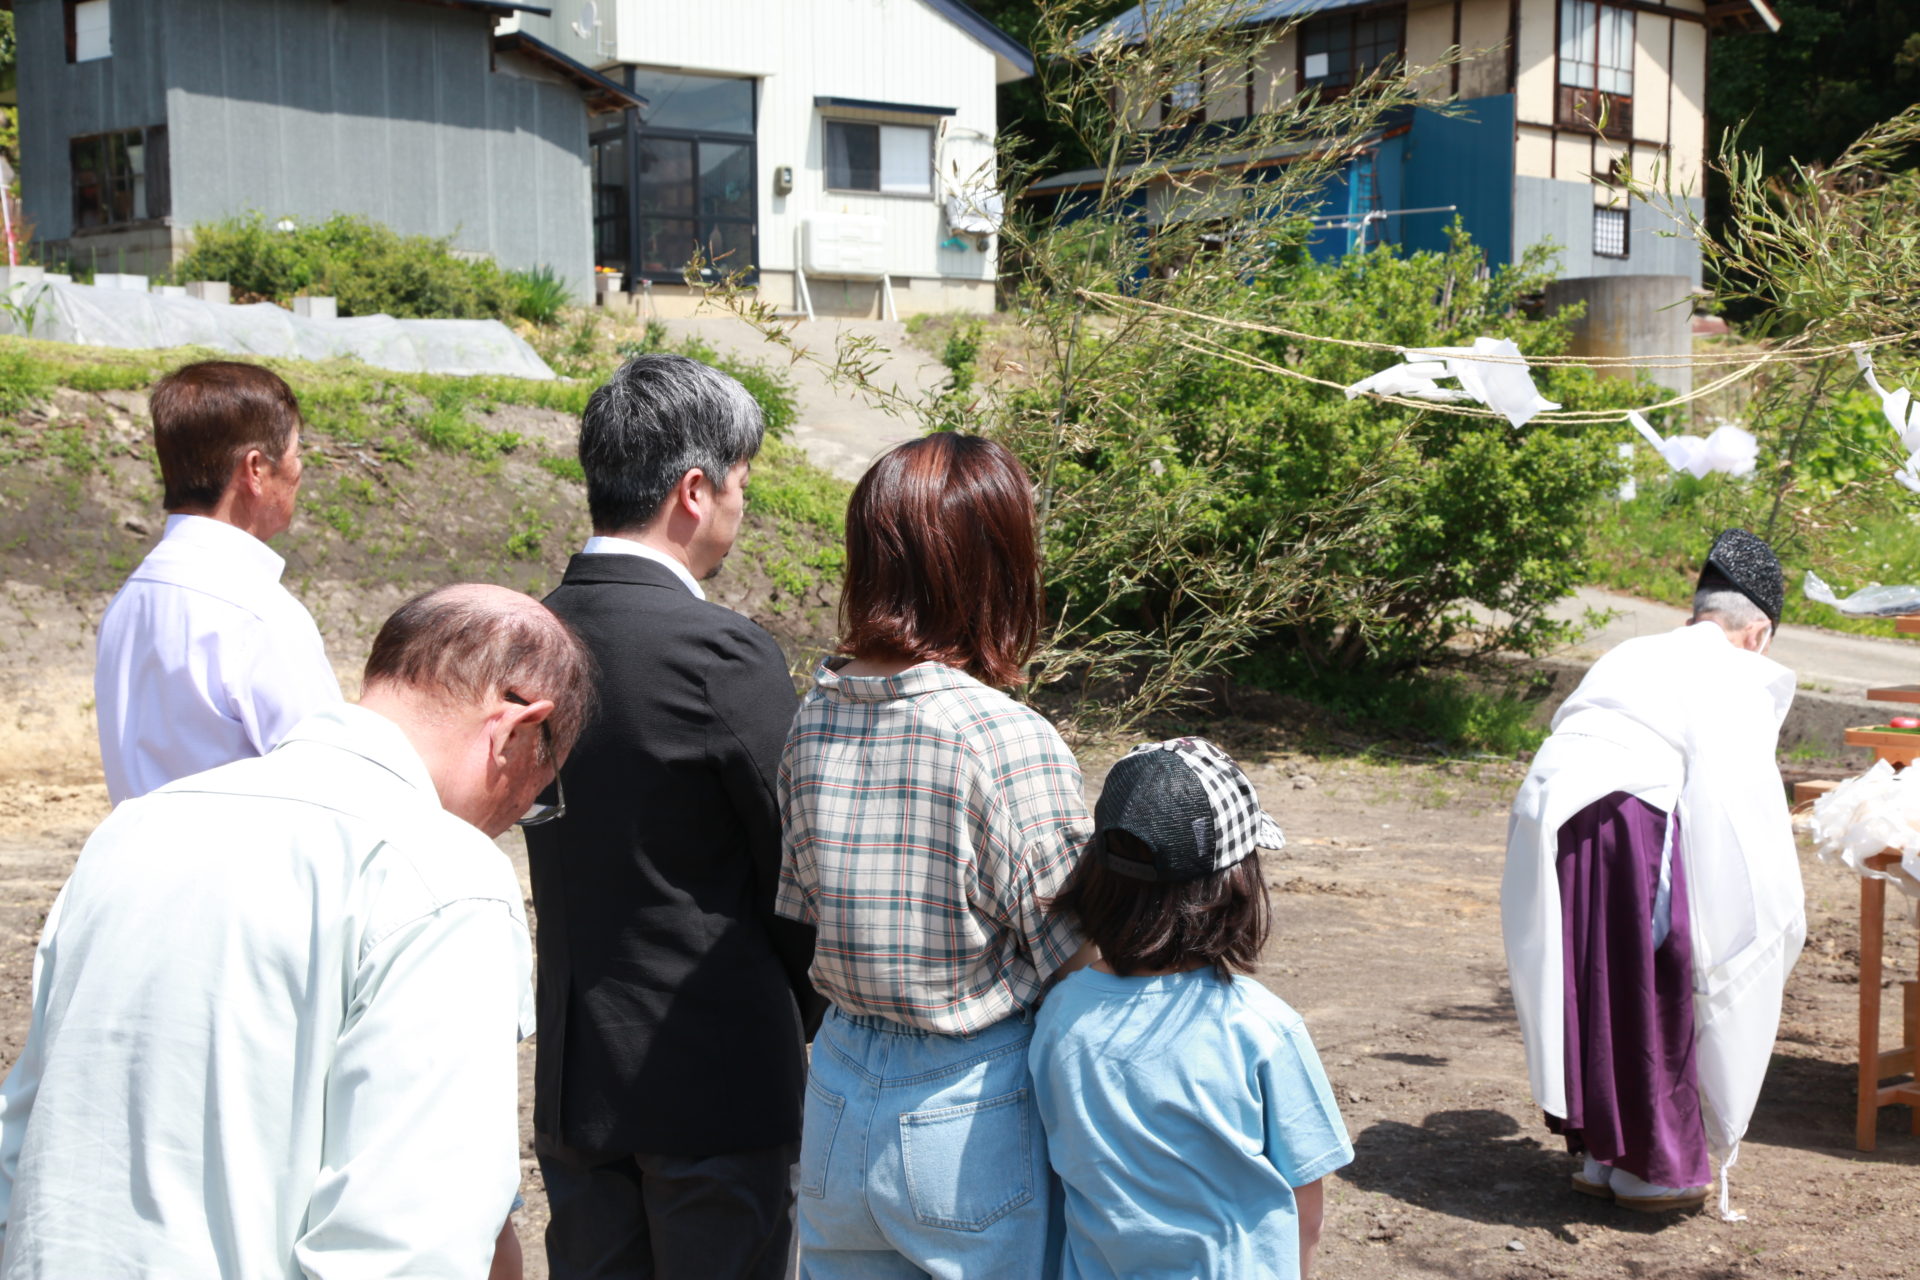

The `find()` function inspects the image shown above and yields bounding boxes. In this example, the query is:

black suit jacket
[526,553,822,1156]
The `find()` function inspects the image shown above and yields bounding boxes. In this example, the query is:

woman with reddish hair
[774,433,1092,1279]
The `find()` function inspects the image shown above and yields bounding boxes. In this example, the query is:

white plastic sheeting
[0,281,555,380]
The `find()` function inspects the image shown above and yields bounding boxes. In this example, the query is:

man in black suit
[526,353,821,1280]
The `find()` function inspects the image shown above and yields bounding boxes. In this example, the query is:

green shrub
[0,342,52,416]
[509,265,572,326]
[1118,229,1634,675]
[413,383,522,460]
[1239,651,1549,756]
[175,214,518,320]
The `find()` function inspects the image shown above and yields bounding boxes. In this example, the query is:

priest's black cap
[1698,527,1783,625]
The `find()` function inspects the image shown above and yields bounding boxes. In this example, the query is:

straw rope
[1076,287,1917,427]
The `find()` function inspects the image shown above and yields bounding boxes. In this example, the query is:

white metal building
[504,0,1031,317]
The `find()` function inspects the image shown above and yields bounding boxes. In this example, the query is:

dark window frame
[1593,203,1629,259]
[602,69,759,287]
[69,125,167,231]
[823,119,935,197]
[64,0,112,64]
[1556,0,1635,140]
[1298,4,1405,97]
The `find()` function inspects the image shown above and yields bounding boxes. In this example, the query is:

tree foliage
[1626,106,1920,572]
[1710,0,1920,180]
[705,0,1634,733]
[1140,231,1631,675]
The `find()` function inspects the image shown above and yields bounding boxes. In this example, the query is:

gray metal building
[13,0,637,300]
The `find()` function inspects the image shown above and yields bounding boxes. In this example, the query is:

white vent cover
[802,215,887,277]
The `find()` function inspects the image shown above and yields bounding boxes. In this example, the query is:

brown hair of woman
[839,433,1043,688]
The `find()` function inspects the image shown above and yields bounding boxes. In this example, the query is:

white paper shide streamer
[1344,337,1562,428]
[1852,345,1920,492]
[1626,411,1759,479]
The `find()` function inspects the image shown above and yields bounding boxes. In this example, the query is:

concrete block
[93,273,150,292]
[45,274,72,286]
[153,285,187,298]
[185,281,231,305]
[598,289,630,309]
[292,295,337,320]
[0,266,45,291]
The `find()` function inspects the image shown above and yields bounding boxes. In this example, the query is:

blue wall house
[10,0,639,300]
[1033,0,1782,393]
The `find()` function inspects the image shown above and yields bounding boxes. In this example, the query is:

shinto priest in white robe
[1502,621,1803,1196]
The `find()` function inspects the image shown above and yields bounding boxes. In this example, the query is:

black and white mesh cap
[1094,738,1286,883]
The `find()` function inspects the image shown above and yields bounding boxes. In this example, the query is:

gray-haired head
[579,353,765,533]
[1691,586,1770,634]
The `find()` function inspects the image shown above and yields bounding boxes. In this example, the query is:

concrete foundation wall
[616,274,993,320]
[42,223,188,278]
[1542,273,1694,398]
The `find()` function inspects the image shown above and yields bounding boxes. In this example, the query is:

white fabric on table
[94,514,341,804]
[1502,621,1803,1161]
[0,705,533,1279]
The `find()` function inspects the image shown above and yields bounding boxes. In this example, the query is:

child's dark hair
[1048,830,1271,978]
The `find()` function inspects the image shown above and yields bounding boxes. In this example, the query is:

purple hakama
[1547,790,1712,1189]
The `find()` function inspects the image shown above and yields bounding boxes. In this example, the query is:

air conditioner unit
[802,214,887,277]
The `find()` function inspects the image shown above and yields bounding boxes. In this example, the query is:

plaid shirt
[776,660,1090,1035]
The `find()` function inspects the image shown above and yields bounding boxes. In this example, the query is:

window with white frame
[66,0,112,63]
[825,121,932,196]
[1558,0,1634,137]
[1594,205,1628,258]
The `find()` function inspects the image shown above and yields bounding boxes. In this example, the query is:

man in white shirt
[0,583,595,1279]
[95,360,340,804]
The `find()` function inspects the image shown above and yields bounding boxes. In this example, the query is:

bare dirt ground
[3,724,1915,1279]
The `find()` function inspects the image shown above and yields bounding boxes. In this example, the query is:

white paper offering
[1626,412,1758,479]
[1343,338,1561,428]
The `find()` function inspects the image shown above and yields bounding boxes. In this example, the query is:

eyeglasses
[504,692,566,827]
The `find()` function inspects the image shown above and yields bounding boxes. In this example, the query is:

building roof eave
[494,32,646,114]
[407,0,555,18]
[1025,125,1390,196]
[1705,0,1783,33]
[921,0,1036,81]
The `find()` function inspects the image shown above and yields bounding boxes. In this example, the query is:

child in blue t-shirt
[1030,737,1353,1280]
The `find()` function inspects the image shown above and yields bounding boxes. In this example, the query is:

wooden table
[1838,663,1920,1150]
[1855,850,1920,1150]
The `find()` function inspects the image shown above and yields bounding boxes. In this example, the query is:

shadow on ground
[1746,1049,1920,1164]
[1342,1110,1697,1243]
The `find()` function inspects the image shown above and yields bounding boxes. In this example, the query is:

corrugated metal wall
[20,0,596,299]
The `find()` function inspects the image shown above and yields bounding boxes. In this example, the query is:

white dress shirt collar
[156,513,287,581]
[581,535,705,600]
[270,703,440,802]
